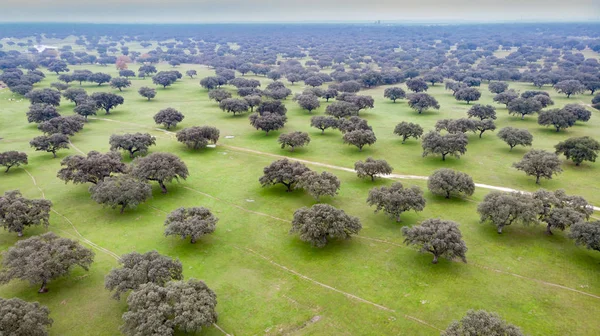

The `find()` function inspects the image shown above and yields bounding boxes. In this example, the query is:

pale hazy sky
[1,0,599,23]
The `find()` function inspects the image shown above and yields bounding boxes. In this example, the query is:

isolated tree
[138,87,156,101]
[297,171,341,202]
[563,104,591,122]
[471,119,495,138]
[402,219,467,264]
[367,182,425,222]
[91,92,124,114]
[26,88,61,106]
[30,133,69,158]
[152,71,177,88]
[554,80,585,98]
[488,81,509,94]
[0,151,28,173]
[119,70,136,78]
[296,94,320,113]
[200,76,220,90]
[343,130,377,151]
[290,204,361,247]
[89,72,112,86]
[38,115,85,136]
[208,88,232,103]
[278,131,310,152]
[0,232,94,293]
[478,191,542,233]
[90,175,152,214]
[538,108,577,132]
[555,136,600,166]
[110,77,131,92]
[421,131,468,161]
[435,118,477,134]
[354,157,392,181]
[513,149,562,184]
[570,221,600,253]
[131,153,189,193]
[428,169,475,199]
[63,87,88,106]
[310,115,339,134]
[507,97,542,120]
[154,108,184,129]
[442,310,524,336]
[325,101,359,118]
[109,133,156,158]
[406,78,428,92]
[259,158,311,192]
[186,69,197,78]
[0,190,52,236]
[164,207,218,243]
[27,104,60,123]
[338,116,372,134]
[121,280,217,336]
[176,126,219,150]
[394,121,423,143]
[455,88,481,104]
[74,99,98,120]
[249,112,286,135]
[493,89,519,107]
[384,87,406,102]
[105,251,182,299]
[407,93,440,114]
[58,151,126,185]
[219,98,249,115]
[0,298,53,336]
[497,127,533,151]
[467,104,496,120]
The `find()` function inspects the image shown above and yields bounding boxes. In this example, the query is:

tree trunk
[509,145,514,151]
[546,224,553,235]
[284,183,292,192]
[441,153,446,161]
[52,151,57,158]
[521,114,525,120]
[148,97,151,101]
[359,146,363,152]
[445,191,450,199]
[575,161,581,166]
[371,175,375,181]
[432,255,439,264]
[535,175,540,184]
[555,127,560,132]
[38,280,48,293]
[159,181,168,193]
[497,226,503,234]
[190,237,196,244]
[321,129,325,134]
[17,230,23,237]
[120,204,126,214]
[479,131,484,138]
[5,166,11,173]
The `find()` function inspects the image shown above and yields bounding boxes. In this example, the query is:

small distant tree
[164,207,218,243]
[219,98,249,115]
[473,119,496,138]
[244,95,261,112]
[325,101,359,118]
[154,107,184,129]
[38,115,85,136]
[176,126,220,150]
[435,118,477,134]
[367,182,425,222]
[570,221,600,253]
[406,78,428,92]
[109,133,156,158]
[493,89,519,107]
[51,82,69,91]
[384,87,406,102]
[296,94,320,113]
[421,131,468,161]
[105,251,182,300]
[478,191,542,234]
[152,71,177,88]
[47,60,69,74]
[555,136,600,166]
[27,104,60,123]
[89,72,112,86]
[185,69,197,78]
[455,88,481,104]
[354,157,392,181]
[291,204,361,247]
[343,130,377,151]
[488,81,509,94]
[109,77,131,92]
[323,88,338,101]
[30,133,69,158]
[119,70,135,78]
[259,159,311,192]
[74,99,99,120]
[208,88,232,103]
[407,93,440,114]
[338,116,372,134]
[402,219,467,264]
[0,190,52,236]
[0,151,28,173]
[297,171,341,201]
[428,169,475,199]
[513,149,562,184]
[26,88,61,106]
[554,80,585,98]
[497,127,533,151]
[310,115,339,134]
[393,121,423,143]
[423,73,444,86]
[467,104,496,120]
[91,92,124,114]
[0,298,53,335]
[89,175,152,214]
[200,76,219,90]
[249,112,286,135]
[445,81,467,96]
[507,97,542,120]
[0,232,94,293]
[131,153,189,193]
[349,95,375,114]
[532,94,554,108]
[442,310,524,336]
[563,104,591,122]
[278,131,310,152]
[63,87,88,106]
[538,108,577,132]
[71,70,92,85]
[304,76,324,87]
[138,86,156,101]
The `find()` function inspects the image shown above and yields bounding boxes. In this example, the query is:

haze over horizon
[1,0,599,23]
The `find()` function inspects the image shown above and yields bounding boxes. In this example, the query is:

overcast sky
[1,0,598,23]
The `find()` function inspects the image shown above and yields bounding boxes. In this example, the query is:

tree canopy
[164,207,218,243]
[367,182,425,222]
[421,131,468,161]
[0,151,28,173]
[478,191,542,234]
[153,108,184,129]
[402,218,467,264]
[89,175,153,213]
[131,153,189,193]
[442,310,524,336]
[58,150,126,185]
[427,169,475,199]
[555,136,600,166]
[0,190,52,236]
[291,204,361,247]
[0,298,53,336]
[29,133,69,158]
[513,149,562,184]
[109,133,156,158]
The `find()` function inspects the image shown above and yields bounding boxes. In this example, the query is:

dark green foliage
[256,100,287,116]
[508,97,542,119]
[488,81,509,94]
[445,81,468,96]
[295,94,320,113]
[25,88,61,106]
[435,118,477,134]
[121,280,217,336]
[51,82,69,91]
[71,70,92,85]
[186,69,197,78]
[27,104,60,123]
[455,87,481,104]
[473,119,496,138]
[153,107,184,129]
[367,182,425,222]
[290,204,361,247]
[110,77,132,91]
[219,98,249,115]
[164,207,218,243]
[304,76,324,87]
[537,108,577,132]
[131,153,189,193]
[89,72,112,86]
[105,251,183,299]
[38,115,85,136]
[338,116,372,134]
[406,78,428,92]
[138,87,157,101]
[0,298,53,336]
[442,310,524,336]
[259,158,311,192]
[62,87,88,106]
[297,171,340,201]
[325,101,359,118]
[466,104,496,120]
[421,131,468,161]
[563,104,591,122]
[554,79,585,98]
[428,169,475,199]
[278,131,310,152]
[0,190,52,236]
[393,121,423,143]
[407,93,440,114]
[0,151,28,173]
[152,71,178,88]
[176,126,220,149]
[200,76,220,90]
[478,191,542,234]
[208,88,232,102]
[493,89,519,106]
[30,133,69,158]
[570,221,600,253]
[343,129,377,151]
[0,232,94,293]
[402,218,467,264]
[310,115,339,134]
[497,127,533,151]
[91,92,124,114]
[513,149,562,184]
[384,87,406,102]
[89,175,152,213]
[48,60,69,74]
[354,157,392,181]
[244,95,261,111]
[249,112,286,135]
[57,150,127,185]
[109,133,156,158]
[555,136,600,166]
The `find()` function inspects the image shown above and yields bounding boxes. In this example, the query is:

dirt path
[68,140,85,155]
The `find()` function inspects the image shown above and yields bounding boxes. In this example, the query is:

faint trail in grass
[235,246,442,332]
[24,169,45,199]
[213,323,232,336]
[68,140,85,155]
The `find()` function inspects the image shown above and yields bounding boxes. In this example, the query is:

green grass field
[1,61,599,335]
